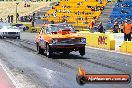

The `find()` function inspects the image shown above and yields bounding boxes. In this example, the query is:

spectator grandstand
[0,1,51,22]
[107,0,132,28]
[41,0,108,27]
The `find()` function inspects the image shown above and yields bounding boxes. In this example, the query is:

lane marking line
[0,60,23,88]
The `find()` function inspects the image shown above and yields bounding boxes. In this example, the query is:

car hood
[48,33,84,39]
[0,28,20,32]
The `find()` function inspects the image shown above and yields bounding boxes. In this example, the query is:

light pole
[16,2,19,23]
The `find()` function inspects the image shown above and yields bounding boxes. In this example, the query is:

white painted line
[86,46,132,56]
[0,60,23,88]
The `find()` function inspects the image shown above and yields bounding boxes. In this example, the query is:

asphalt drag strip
[0,39,132,88]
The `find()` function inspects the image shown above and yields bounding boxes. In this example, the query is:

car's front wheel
[45,43,53,58]
[79,46,85,56]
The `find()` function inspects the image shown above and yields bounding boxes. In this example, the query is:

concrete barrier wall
[120,41,132,53]
[23,24,32,32]
[77,32,115,50]
[31,27,41,33]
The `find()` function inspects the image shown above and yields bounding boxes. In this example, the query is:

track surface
[0,32,132,88]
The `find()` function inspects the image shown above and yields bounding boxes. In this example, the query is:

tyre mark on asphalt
[3,39,132,74]
[2,39,76,70]
[83,59,129,73]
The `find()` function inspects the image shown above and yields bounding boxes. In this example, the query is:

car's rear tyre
[46,43,52,58]
[79,46,85,56]
[37,43,43,54]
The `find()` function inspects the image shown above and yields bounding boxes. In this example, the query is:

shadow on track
[45,53,90,59]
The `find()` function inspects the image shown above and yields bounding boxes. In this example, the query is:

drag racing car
[0,22,20,39]
[36,23,86,57]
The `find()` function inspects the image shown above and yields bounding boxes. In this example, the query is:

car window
[46,27,59,34]
[46,24,76,34]
[0,22,10,27]
[2,26,10,29]
[12,26,18,29]
[2,26,8,29]
[8,26,18,29]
